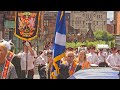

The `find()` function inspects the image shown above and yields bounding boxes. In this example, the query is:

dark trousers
[21,69,34,79]
[38,65,45,75]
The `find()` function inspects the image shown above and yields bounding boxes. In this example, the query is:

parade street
[0,11,120,79]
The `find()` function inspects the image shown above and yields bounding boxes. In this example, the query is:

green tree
[107,33,114,41]
[94,30,114,42]
[94,30,104,41]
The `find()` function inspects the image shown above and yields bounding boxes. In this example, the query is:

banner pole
[25,40,28,79]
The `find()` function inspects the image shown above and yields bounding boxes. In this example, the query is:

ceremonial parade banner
[14,11,40,40]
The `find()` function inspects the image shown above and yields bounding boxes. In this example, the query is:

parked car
[68,67,120,79]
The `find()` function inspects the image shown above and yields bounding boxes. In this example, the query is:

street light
[77,33,80,42]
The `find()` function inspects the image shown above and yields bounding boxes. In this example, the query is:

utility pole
[41,11,44,50]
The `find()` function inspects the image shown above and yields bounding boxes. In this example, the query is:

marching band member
[87,46,99,66]
[106,47,120,68]
[0,39,15,62]
[58,51,81,79]
[98,49,108,67]
[17,41,37,79]
[0,39,22,79]
[36,50,48,78]
[39,50,53,79]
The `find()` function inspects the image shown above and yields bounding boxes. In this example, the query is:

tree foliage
[94,30,114,41]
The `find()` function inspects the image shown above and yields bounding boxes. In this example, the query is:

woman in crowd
[75,50,90,69]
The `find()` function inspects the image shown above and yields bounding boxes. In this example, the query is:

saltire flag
[14,11,40,40]
[51,11,66,79]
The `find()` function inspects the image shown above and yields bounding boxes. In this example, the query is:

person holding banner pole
[17,41,37,79]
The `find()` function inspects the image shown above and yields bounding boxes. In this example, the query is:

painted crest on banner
[14,11,40,40]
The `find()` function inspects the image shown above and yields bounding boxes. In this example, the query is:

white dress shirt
[106,54,120,67]
[98,52,107,63]
[36,53,48,65]
[17,50,37,70]
[87,53,99,64]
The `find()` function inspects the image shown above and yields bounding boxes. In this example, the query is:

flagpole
[25,40,28,79]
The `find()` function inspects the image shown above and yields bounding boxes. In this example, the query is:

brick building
[114,11,120,35]
[43,11,70,42]
[107,23,114,34]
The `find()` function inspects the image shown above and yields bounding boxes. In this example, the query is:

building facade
[107,22,114,34]
[114,11,120,35]
[43,11,70,43]
[70,11,107,36]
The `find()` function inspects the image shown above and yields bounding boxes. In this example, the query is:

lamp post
[77,33,80,42]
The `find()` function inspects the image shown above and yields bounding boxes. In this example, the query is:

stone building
[70,11,107,39]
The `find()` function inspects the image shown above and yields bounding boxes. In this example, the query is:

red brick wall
[107,24,114,34]
[116,12,120,35]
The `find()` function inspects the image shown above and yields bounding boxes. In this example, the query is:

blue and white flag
[51,11,66,79]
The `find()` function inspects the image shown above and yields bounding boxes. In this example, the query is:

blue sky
[107,11,114,20]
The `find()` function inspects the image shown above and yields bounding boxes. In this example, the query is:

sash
[69,61,77,76]
[1,51,13,79]
[1,60,10,79]
[7,51,14,62]
[81,61,90,69]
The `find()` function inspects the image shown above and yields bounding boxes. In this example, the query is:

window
[99,15,101,18]
[83,21,85,25]
[44,20,48,26]
[86,14,88,18]
[97,15,99,19]
[90,14,92,18]
[97,21,98,25]
[83,14,85,16]
[7,11,10,15]
[104,21,106,25]
[46,20,49,26]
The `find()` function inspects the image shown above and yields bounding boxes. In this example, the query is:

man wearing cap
[16,41,37,79]
[0,43,18,79]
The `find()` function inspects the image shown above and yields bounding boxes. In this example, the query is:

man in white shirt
[87,46,99,66]
[98,49,109,67]
[116,50,120,57]
[36,50,48,77]
[106,47,120,67]
[17,41,37,79]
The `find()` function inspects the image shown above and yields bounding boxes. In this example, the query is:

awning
[97,44,109,49]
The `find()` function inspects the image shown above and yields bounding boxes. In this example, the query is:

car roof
[68,67,120,79]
